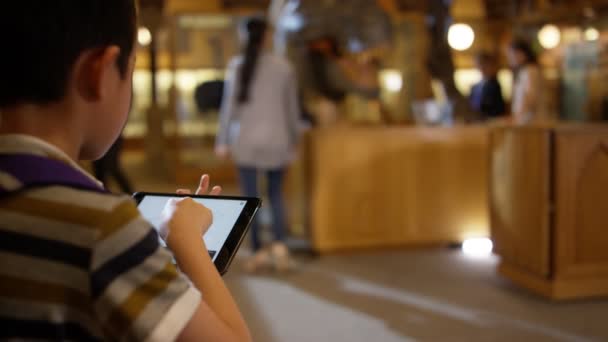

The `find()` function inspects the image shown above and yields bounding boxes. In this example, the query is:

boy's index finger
[196,174,209,195]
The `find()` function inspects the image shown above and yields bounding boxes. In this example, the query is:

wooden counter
[490,124,608,300]
[299,125,490,253]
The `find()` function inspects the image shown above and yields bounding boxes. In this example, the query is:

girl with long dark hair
[216,17,301,272]
[507,39,545,124]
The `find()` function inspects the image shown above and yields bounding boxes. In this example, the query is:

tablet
[133,192,261,275]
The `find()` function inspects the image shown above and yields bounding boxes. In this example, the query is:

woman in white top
[215,17,301,272]
[507,39,544,124]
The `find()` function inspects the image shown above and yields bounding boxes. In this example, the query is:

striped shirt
[0,135,201,341]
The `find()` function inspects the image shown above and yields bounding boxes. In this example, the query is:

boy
[0,1,250,341]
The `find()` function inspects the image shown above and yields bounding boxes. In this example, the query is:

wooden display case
[304,125,490,252]
[490,124,608,300]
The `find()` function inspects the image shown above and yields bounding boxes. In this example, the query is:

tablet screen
[137,196,247,262]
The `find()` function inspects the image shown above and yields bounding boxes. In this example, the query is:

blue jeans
[238,167,288,251]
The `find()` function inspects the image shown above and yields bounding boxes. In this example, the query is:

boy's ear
[74,46,121,102]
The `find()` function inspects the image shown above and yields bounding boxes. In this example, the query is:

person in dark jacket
[469,52,506,120]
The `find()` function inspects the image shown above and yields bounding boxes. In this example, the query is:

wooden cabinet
[490,128,552,277]
[305,126,490,252]
[490,125,608,300]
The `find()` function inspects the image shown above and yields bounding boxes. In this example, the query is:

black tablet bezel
[133,192,261,275]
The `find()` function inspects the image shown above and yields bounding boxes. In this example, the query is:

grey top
[216,53,301,169]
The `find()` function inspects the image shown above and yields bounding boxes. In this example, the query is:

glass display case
[125,14,241,183]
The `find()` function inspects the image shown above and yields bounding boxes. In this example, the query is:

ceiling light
[448,23,475,51]
[538,24,561,49]
[381,70,403,92]
[138,27,152,47]
[584,27,600,41]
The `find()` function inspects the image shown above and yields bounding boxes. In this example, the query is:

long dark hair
[510,39,538,65]
[237,17,268,104]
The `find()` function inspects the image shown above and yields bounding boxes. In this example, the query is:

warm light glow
[448,23,475,51]
[452,68,512,99]
[380,70,403,92]
[454,69,482,96]
[585,27,600,41]
[138,27,152,47]
[179,15,232,29]
[176,72,199,92]
[462,238,493,258]
[538,24,561,49]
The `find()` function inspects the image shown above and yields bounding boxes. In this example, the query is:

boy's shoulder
[0,184,141,244]
[0,135,142,239]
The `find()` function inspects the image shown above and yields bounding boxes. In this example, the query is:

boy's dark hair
[0,0,137,108]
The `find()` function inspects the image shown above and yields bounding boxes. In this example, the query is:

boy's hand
[176,174,222,196]
[161,197,213,249]
[160,175,222,250]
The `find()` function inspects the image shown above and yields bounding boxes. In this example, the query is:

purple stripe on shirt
[0,154,105,194]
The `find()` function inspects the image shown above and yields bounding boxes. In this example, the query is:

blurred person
[215,17,301,273]
[343,55,390,124]
[305,36,345,125]
[92,135,133,194]
[308,36,347,103]
[306,36,382,125]
[508,39,545,124]
[469,52,506,121]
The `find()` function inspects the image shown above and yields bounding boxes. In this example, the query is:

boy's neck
[0,104,83,160]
